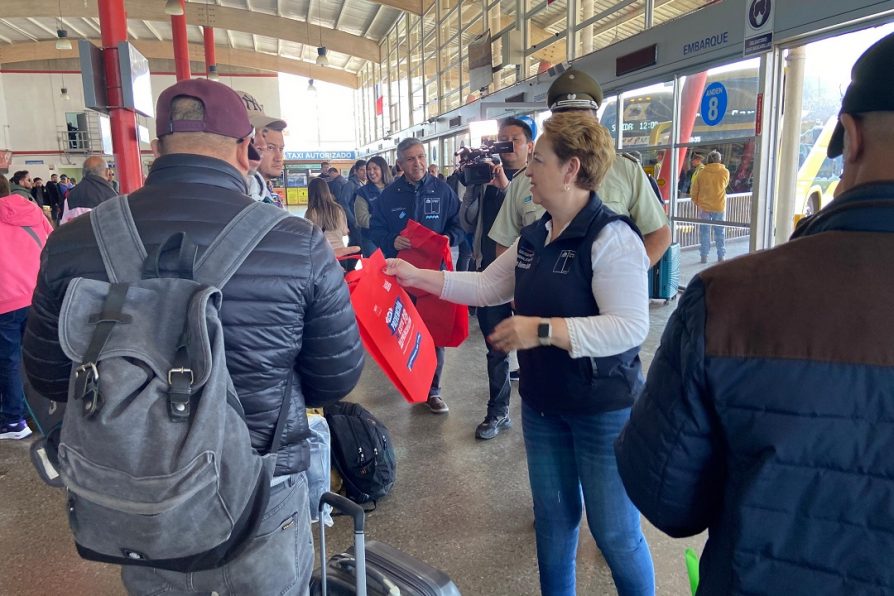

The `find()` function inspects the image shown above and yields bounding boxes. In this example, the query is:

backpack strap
[90,195,147,283]
[193,202,289,288]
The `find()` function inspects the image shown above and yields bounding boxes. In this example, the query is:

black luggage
[310,492,461,596]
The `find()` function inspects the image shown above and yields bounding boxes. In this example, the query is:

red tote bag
[397,220,469,348]
[343,250,436,403]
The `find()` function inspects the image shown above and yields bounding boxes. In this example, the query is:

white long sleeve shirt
[441,220,650,358]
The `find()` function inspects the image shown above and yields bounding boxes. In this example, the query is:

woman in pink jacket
[0,175,54,439]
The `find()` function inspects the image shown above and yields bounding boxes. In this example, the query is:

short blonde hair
[542,112,614,191]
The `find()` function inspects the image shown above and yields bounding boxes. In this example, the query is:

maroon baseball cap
[156,79,260,160]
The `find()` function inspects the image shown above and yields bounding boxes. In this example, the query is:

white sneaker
[0,419,32,440]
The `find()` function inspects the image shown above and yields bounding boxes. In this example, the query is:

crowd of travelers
[1,32,893,595]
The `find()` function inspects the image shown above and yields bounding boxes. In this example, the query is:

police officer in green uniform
[489,68,672,265]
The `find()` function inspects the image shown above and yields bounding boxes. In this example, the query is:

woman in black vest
[385,112,655,596]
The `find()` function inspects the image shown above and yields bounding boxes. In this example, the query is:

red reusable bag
[397,220,469,348]
[343,250,436,403]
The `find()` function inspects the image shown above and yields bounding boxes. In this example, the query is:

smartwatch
[537,318,552,347]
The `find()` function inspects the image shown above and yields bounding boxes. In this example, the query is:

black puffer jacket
[23,154,364,476]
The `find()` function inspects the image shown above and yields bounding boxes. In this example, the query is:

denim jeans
[430,347,445,395]
[698,210,725,259]
[476,303,513,418]
[122,473,314,596]
[522,402,654,596]
[0,307,29,425]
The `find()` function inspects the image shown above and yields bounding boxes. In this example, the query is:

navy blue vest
[514,192,644,415]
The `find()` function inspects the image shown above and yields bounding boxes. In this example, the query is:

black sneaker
[426,394,449,414]
[475,415,511,440]
[509,369,520,382]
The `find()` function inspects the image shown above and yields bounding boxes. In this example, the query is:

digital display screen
[117,42,154,118]
[98,114,114,155]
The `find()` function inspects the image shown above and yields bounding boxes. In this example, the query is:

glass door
[671,59,760,284]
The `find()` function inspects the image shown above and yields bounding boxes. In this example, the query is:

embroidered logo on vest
[553,250,576,274]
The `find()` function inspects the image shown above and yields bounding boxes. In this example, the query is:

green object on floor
[685,548,700,595]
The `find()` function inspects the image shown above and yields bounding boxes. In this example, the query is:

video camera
[455,140,515,185]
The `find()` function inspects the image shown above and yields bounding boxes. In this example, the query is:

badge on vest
[517,246,535,270]
[553,250,576,274]
[424,197,441,216]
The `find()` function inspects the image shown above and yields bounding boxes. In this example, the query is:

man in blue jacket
[370,138,464,414]
[615,33,894,594]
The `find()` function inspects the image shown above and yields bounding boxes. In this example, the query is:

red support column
[203,26,217,79]
[171,0,191,81]
[656,71,707,201]
[98,0,143,193]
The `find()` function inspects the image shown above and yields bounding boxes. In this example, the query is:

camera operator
[459,117,534,440]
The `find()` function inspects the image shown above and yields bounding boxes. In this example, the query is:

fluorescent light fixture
[164,0,185,16]
[55,29,72,51]
[315,47,329,67]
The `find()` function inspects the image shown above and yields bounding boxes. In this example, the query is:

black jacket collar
[145,154,249,194]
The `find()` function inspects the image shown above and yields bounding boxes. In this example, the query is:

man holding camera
[458,117,534,439]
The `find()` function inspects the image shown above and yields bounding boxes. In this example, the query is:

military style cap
[547,68,604,112]
[828,32,894,158]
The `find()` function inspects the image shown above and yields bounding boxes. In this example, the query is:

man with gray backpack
[22,78,364,595]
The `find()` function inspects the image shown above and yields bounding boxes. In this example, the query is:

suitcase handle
[320,491,366,532]
[318,492,367,596]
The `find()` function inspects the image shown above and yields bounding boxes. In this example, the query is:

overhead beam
[26,17,58,37]
[0,40,359,88]
[0,18,39,41]
[3,0,381,62]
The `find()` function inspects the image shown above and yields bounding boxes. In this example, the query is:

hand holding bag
[397,220,470,348]
[343,250,437,403]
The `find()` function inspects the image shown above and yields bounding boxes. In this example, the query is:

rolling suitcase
[649,242,680,302]
[310,492,461,596]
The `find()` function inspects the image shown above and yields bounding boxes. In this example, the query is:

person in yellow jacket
[691,150,729,263]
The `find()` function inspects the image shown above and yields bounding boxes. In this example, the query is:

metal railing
[60,130,92,153]
[673,192,752,249]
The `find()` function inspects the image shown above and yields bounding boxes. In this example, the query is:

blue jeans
[430,346,445,395]
[0,307,29,425]
[122,473,314,596]
[476,303,513,418]
[522,403,654,596]
[698,210,725,259]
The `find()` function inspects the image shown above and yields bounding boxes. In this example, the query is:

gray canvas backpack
[55,196,289,572]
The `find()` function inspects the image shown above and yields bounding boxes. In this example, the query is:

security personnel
[369,137,465,414]
[489,68,672,266]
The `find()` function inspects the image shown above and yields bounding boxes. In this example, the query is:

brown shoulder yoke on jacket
[701,231,894,367]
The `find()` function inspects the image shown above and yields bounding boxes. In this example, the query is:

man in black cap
[23,78,363,594]
[489,68,671,266]
[615,32,894,593]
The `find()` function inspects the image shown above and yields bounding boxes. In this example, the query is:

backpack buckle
[167,368,194,422]
[167,367,194,385]
[74,363,103,418]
